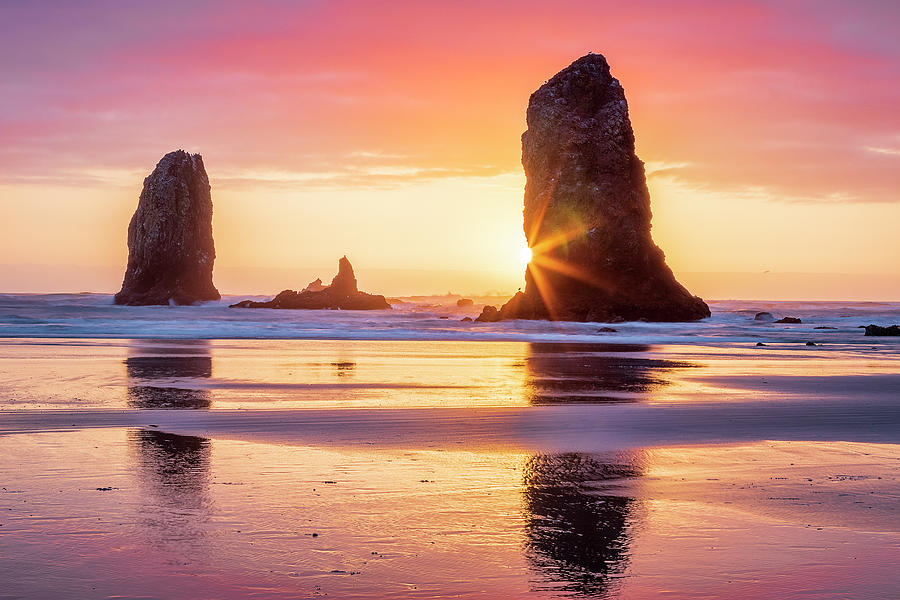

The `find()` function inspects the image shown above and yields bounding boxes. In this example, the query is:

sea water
[0,293,897,347]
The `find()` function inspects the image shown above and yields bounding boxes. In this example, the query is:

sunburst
[522,194,604,319]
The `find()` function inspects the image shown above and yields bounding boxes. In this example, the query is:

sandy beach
[1,335,898,598]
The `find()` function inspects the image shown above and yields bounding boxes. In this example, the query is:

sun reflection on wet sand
[1,428,896,598]
[126,340,213,408]
[524,343,694,404]
[1,338,898,597]
[2,338,898,410]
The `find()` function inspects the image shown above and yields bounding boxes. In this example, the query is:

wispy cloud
[864,146,900,156]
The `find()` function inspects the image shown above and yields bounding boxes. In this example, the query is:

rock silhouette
[114,150,220,305]
[230,256,391,310]
[864,324,900,336]
[493,54,709,323]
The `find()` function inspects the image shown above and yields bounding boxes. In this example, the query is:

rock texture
[302,278,326,293]
[114,150,220,305]
[493,54,709,323]
[230,256,391,310]
[864,324,900,336]
[474,305,501,322]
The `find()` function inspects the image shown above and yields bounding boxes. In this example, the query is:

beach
[1,296,898,598]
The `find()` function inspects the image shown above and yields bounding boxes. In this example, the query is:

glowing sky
[1,1,898,298]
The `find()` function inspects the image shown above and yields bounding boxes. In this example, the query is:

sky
[1,0,898,299]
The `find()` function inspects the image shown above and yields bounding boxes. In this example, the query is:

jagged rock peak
[302,278,326,293]
[229,256,390,311]
[330,255,358,296]
[114,150,220,306]
[495,53,709,323]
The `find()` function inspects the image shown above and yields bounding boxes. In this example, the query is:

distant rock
[756,342,767,346]
[805,341,817,346]
[597,327,617,333]
[475,305,501,322]
[775,317,802,324]
[494,54,709,323]
[230,257,390,310]
[864,324,900,336]
[328,256,358,297]
[302,278,326,293]
[456,298,474,308]
[460,316,473,322]
[814,326,837,330]
[114,150,220,305]
[754,312,775,322]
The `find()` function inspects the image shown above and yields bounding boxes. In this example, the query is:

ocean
[1,293,898,346]
[1,294,898,598]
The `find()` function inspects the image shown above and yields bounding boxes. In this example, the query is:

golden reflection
[524,343,694,404]
[124,340,212,409]
[331,360,357,378]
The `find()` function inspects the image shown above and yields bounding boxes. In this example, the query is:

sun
[519,243,533,269]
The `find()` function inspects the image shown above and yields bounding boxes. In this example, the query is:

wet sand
[1,338,898,598]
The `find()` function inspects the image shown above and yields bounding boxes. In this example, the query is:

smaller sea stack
[114,150,220,305]
[230,256,391,310]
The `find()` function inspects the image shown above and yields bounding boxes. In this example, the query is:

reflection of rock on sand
[129,429,214,559]
[523,452,640,596]
[525,342,694,404]
[331,361,356,378]
[124,340,212,409]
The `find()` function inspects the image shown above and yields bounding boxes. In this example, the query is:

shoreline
[3,398,898,452]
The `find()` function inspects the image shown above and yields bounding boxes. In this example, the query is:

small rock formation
[864,324,900,336]
[114,150,220,305]
[814,326,837,330]
[775,317,802,324]
[456,298,474,308]
[754,312,775,322]
[460,316,473,322]
[474,305,501,322]
[230,256,390,310]
[302,278,326,293]
[492,53,709,323]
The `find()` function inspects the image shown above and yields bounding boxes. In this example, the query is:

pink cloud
[1,0,898,201]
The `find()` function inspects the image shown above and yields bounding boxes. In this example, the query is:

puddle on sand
[1,430,898,599]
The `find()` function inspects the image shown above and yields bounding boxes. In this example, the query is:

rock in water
[114,150,220,305]
[864,324,900,336]
[497,54,709,323]
[230,256,390,310]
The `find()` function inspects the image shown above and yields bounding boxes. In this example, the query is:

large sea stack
[489,54,709,323]
[230,256,391,310]
[114,150,220,305]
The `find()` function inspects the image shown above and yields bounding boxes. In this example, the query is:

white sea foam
[0,293,897,347]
